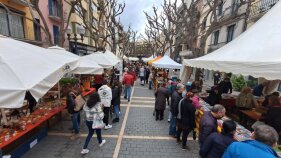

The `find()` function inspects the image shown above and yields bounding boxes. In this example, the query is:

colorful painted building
[0,0,41,45]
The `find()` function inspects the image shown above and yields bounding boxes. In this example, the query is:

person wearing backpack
[81,92,106,154]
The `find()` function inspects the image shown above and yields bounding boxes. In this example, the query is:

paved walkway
[22,81,199,158]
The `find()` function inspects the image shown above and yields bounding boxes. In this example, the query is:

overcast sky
[117,0,164,35]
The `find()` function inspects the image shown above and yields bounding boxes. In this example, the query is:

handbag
[74,95,86,111]
[92,106,105,129]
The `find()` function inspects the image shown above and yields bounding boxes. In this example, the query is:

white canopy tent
[104,50,121,63]
[0,36,79,108]
[128,57,139,61]
[48,46,103,74]
[183,2,281,80]
[86,52,119,68]
[142,55,155,62]
[152,55,182,69]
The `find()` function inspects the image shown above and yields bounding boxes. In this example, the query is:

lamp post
[66,25,86,55]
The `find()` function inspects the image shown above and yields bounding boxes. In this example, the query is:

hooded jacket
[98,85,112,107]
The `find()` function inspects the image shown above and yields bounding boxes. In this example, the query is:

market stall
[86,51,119,68]
[142,55,155,62]
[148,56,161,65]
[182,1,281,80]
[152,55,182,69]
[0,36,80,157]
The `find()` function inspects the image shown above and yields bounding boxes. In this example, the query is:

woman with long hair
[81,92,106,154]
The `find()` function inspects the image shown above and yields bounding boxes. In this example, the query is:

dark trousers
[103,107,110,126]
[155,110,164,120]
[83,121,102,149]
[177,126,192,147]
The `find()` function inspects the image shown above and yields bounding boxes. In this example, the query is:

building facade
[0,0,41,45]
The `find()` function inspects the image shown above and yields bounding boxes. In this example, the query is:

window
[74,5,82,14]
[53,25,59,45]
[213,30,220,45]
[48,0,61,17]
[33,19,41,41]
[0,7,24,39]
[92,18,97,27]
[217,3,223,16]
[226,24,235,43]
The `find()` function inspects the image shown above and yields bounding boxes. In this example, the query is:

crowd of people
[151,69,281,157]
[65,62,281,157]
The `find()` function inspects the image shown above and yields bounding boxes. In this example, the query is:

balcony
[249,0,279,19]
[207,42,226,53]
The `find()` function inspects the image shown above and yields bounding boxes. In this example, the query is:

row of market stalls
[0,35,121,157]
[180,1,281,154]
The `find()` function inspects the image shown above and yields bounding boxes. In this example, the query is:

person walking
[81,93,106,154]
[148,72,154,90]
[154,83,169,121]
[111,80,122,123]
[222,125,279,158]
[169,83,185,137]
[139,66,145,85]
[66,87,81,140]
[199,120,236,158]
[199,104,226,146]
[123,72,134,102]
[145,67,150,84]
[98,81,112,130]
[176,92,196,150]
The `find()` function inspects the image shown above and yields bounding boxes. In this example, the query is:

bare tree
[75,0,125,51]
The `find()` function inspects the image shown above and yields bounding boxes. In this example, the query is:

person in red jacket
[123,72,134,102]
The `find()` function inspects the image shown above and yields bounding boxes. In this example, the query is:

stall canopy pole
[1,109,7,125]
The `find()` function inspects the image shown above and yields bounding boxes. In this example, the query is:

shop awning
[152,56,182,69]
[86,52,118,68]
[183,1,281,80]
[48,46,104,75]
[0,36,79,108]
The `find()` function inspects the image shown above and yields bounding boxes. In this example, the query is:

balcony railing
[249,0,279,18]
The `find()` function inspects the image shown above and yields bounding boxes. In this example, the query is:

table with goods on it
[0,84,96,157]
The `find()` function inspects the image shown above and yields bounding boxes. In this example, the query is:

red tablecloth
[0,105,66,149]
[82,88,96,97]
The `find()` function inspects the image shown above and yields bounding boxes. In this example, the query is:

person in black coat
[199,120,236,158]
[177,92,196,150]
[206,86,222,106]
[111,80,122,123]
[219,78,232,94]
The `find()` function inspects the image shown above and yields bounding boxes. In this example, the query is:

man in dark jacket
[169,83,184,136]
[112,80,122,123]
[177,92,196,150]
[219,78,232,94]
[200,120,236,158]
[199,104,225,146]
[154,83,169,121]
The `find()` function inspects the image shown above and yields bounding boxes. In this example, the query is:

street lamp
[66,25,85,55]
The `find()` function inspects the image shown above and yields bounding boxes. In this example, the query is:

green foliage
[59,77,79,86]
[231,75,246,91]
[246,79,258,88]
